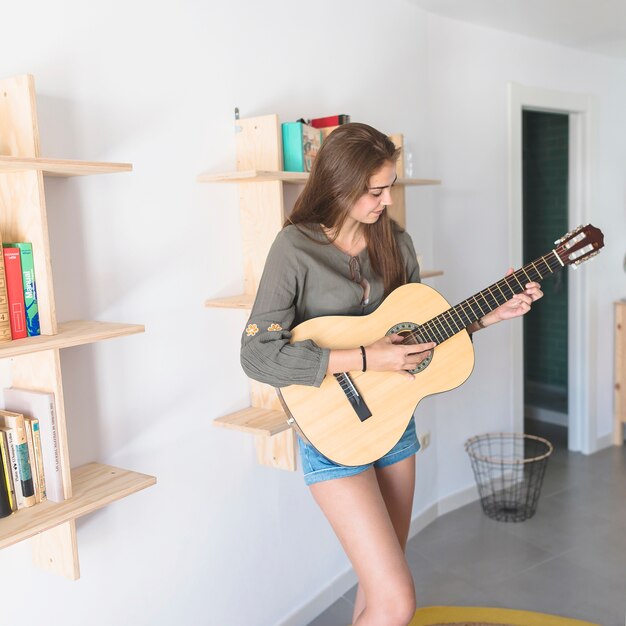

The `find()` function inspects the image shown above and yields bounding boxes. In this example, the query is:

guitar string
[336,384,357,402]
[426,251,561,343]
[402,252,561,347]
[334,373,359,401]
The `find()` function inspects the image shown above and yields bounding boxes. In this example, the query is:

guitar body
[279,283,475,466]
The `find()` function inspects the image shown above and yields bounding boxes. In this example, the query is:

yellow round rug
[409,606,600,626]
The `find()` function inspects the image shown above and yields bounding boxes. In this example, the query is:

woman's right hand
[365,334,436,379]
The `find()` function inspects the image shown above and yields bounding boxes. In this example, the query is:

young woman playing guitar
[240,123,543,626]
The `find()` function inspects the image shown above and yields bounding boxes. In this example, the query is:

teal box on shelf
[282,121,322,172]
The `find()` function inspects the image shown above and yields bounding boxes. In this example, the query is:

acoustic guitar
[277,224,605,466]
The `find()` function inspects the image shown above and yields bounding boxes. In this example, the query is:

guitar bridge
[334,373,372,422]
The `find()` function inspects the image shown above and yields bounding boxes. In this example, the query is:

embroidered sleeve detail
[267,323,283,332]
[245,323,259,337]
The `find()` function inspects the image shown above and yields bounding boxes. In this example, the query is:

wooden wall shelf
[198,168,440,186]
[0,320,144,358]
[205,271,444,310]
[421,270,444,279]
[0,463,155,550]
[0,155,132,177]
[0,73,155,580]
[214,407,289,437]
[205,294,256,310]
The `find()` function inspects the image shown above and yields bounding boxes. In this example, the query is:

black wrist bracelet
[359,345,367,372]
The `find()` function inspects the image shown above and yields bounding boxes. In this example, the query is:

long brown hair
[286,122,406,295]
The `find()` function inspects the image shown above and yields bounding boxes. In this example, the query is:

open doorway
[509,83,594,453]
[522,111,569,446]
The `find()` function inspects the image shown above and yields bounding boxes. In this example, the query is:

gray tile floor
[308,420,626,626]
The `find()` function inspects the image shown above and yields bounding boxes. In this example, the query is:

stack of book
[0,388,62,518]
[310,114,351,140]
[0,234,40,343]
[281,114,351,172]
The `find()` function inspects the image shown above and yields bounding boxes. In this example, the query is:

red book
[3,247,27,339]
[310,114,350,129]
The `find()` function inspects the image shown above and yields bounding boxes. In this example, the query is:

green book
[3,242,39,336]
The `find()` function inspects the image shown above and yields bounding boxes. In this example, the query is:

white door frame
[508,82,595,453]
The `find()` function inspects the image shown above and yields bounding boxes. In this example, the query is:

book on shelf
[0,411,36,508]
[0,426,19,511]
[22,415,38,503]
[4,242,40,337]
[310,114,350,128]
[282,121,322,173]
[2,388,63,502]
[24,416,46,503]
[27,417,46,502]
[0,430,13,518]
[319,126,339,141]
[0,427,21,508]
[311,115,350,141]
[0,430,16,513]
[2,246,27,339]
[0,232,13,343]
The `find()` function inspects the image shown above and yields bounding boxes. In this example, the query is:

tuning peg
[573,250,600,266]
[555,225,584,246]
[554,230,571,245]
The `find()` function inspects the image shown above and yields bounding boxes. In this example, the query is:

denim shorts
[298,417,420,486]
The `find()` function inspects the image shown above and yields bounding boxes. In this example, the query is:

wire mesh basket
[465,432,553,522]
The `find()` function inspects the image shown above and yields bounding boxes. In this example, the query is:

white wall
[0,2,438,625]
[424,14,626,497]
[1,3,625,625]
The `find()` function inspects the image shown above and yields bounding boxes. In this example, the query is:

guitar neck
[412,250,564,345]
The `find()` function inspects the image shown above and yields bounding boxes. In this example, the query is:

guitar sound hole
[387,322,433,375]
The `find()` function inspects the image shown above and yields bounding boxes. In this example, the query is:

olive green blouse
[240,223,421,388]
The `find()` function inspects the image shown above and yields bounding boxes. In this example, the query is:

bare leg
[376,455,416,549]
[352,456,416,623]
[310,466,416,626]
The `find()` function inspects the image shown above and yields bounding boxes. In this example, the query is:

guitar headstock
[554,224,604,268]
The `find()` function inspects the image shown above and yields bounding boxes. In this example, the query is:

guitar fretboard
[405,250,563,346]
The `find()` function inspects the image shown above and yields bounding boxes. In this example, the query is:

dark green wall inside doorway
[523,110,569,400]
